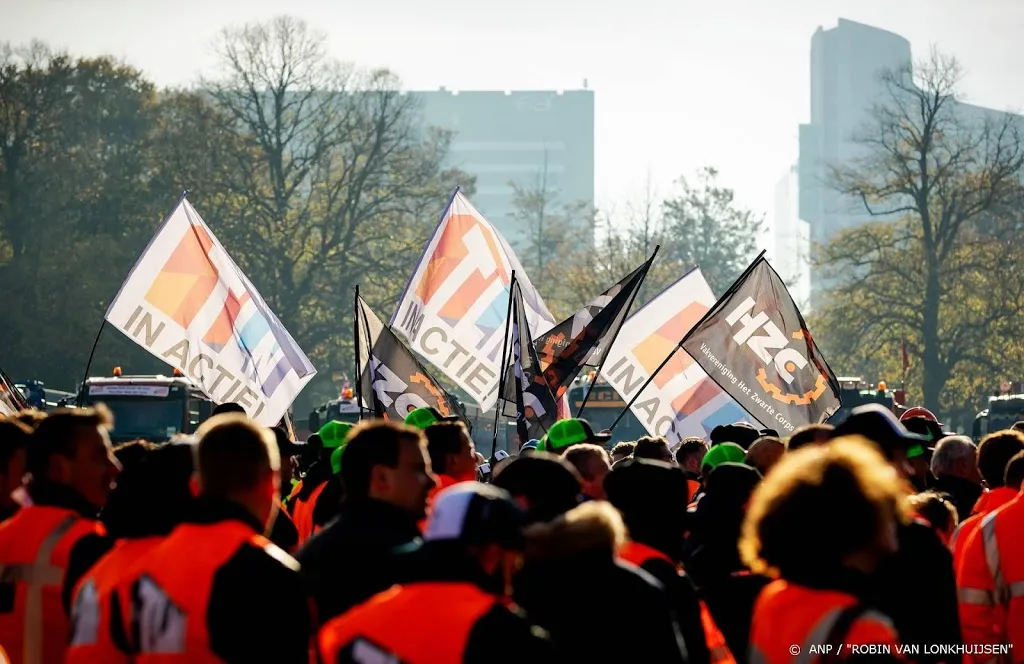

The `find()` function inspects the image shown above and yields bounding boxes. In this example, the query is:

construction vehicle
[827,377,907,426]
[77,367,215,444]
[972,382,1024,442]
[305,387,362,439]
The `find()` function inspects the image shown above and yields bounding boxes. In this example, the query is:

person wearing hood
[606,458,725,664]
[744,437,906,664]
[684,462,769,663]
[298,420,434,623]
[318,483,556,663]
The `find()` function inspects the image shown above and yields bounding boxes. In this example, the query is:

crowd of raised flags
[6,186,845,442]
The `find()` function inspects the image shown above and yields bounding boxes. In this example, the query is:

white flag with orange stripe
[105,196,316,425]
[390,189,555,411]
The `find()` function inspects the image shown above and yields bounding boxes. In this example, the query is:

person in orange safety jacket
[67,439,195,664]
[606,458,732,664]
[318,483,557,664]
[115,414,311,664]
[950,431,1024,572]
[0,407,119,664]
[744,437,908,664]
[291,420,351,545]
[956,450,1024,659]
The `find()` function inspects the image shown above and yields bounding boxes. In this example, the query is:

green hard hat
[403,407,458,430]
[331,445,346,475]
[538,418,611,453]
[701,442,747,470]
[318,420,353,449]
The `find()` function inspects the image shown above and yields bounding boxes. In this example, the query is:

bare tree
[204,16,462,384]
[824,49,1024,412]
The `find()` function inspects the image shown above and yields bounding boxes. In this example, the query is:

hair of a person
[339,420,425,501]
[0,418,32,468]
[930,435,977,479]
[28,406,113,477]
[112,440,159,470]
[102,441,195,539]
[746,436,785,474]
[786,423,834,451]
[1005,451,1024,490]
[675,437,709,466]
[1012,421,1024,434]
[906,490,958,533]
[211,402,247,417]
[633,436,672,460]
[524,500,626,560]
[740,435,909,580]
[609,441,636,459]
[492,452,582,524]
[424,421,469,476]
[13,410,47,431]
[194,414,279,498]
[563,444,610,482]
[976,430,1024,488]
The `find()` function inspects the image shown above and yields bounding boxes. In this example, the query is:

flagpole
[80,190,191,407]
[491,271,517,456]
[354,285,363,421]
[575,245,660,417]
[608,248,765,433]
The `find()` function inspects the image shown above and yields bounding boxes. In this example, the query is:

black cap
[710,422,761,450]
[832,403,929,456]
[212,402,247,417]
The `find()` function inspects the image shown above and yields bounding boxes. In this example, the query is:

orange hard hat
[900,407,939,424]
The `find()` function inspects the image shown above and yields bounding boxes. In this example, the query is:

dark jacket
[867,519,962,664]
[638,556,712,664]
[23,480,116,616]
[931,475,982,524]
[268,503,299,553]
[296,497,421,623]
[514,550,688,664]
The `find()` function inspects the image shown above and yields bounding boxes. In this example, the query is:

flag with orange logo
[390,189,554,411]
[356,294,461,422]
[105,195,316,425]
[600,267,754,444]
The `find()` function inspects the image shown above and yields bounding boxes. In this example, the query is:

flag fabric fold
[0,366,28,416]
[500,278,559,444]
[390,190,554,411]
[357,294,461,422]
[534,255,654,402]
[104,196,316,425]
[680,256,840,433]
[600,267,753,444]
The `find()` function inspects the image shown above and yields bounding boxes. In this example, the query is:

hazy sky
[3,0,1023,232]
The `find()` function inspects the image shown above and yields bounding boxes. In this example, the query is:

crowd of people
[0,399,1022,663]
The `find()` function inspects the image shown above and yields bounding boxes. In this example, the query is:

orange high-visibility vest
[0,505,104,664]
[750,580,902,664]
[67,536,163,664]
[319,582,497,663]
[291,481,326,546]
[951,487,1018,574]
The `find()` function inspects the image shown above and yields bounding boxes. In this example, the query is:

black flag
[501,278,560,442]
[356,295,461,422]
[680,256,840,434]
[0,365,27,416]
[534,254,654,401]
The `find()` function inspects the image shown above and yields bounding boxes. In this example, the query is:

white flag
[105,197,316,425]
[390,190,554,411]
[600,267,753,444]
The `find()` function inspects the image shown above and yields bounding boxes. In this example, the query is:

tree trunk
[921,258,943,413]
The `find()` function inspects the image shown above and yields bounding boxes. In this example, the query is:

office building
[409,89,595,246]
[771,165,811,310]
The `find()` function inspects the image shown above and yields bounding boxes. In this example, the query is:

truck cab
[78,368,215,444]
[307,390,362,437]
[827,377,906,426]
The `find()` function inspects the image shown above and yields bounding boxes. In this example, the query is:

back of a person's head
[0,418,31,469]
[740,436,907,579]
[103,441,195,538]
[610,441,636,461]
[711,422,761,450]
[212,402,247,417]
[563,444,610,482]
[675,437,708,467]
[1005,451,1024,490]
[113,440,159,470]
[632,436,673,462]
[492,452,582,524]
[29,406,112,477]
[194,414,278,498]
[977,430,1024,488]
[786,423,833,451]
[424,421,468,476]
[525,500,626,561]
[906,490,958,534]
[930,435,977,480]
[605,458,688,542]
[1012,421,1024,434]
[340,420,423,501]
